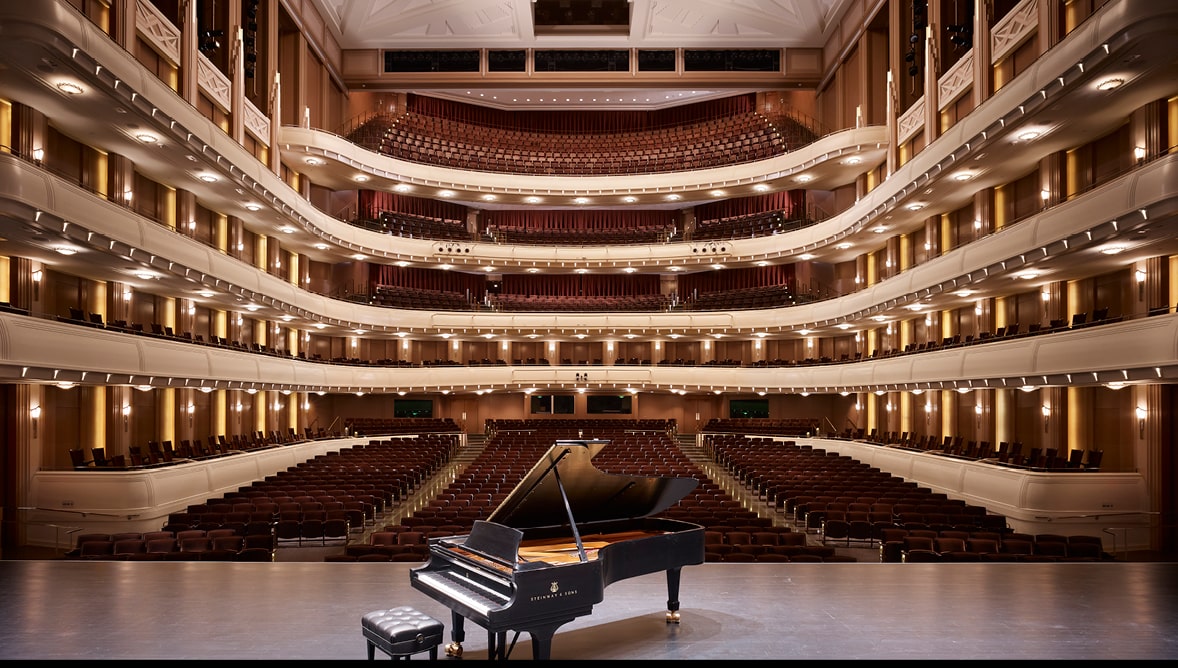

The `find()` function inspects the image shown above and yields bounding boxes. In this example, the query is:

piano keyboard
[414,569,512,616]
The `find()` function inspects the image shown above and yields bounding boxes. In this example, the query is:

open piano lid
[484,439,698,530]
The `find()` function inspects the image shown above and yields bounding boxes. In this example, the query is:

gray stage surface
[2,560,1177,660]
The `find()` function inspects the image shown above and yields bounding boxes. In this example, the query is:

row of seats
[686,284,801,311]
[66,528,275,561]
[691,211,808,241]
[342,417,461,436]
[372,109,787,176]
[370,419,829,564]
[486,225,673,245]
[376,211,469,241]
[704,418,821,437]
[370,284,476,311]
[64,434,458,561]
[880,528,1109,563]
[489,293,672,312]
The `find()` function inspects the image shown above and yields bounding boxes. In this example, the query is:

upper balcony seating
[355,107,795,176]
[692,211,808,241]
[488,293,670,312]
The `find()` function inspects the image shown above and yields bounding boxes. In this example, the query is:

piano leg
[665,567,683,623]
[446,611,466,657]
[487,630,507,660]
[525,622,568,661]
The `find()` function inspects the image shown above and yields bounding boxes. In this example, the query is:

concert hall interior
[1,0,1178,660]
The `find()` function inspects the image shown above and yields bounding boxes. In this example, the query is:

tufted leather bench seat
[362,606,444,660]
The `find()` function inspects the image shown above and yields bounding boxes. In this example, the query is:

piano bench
[362,606,444,660]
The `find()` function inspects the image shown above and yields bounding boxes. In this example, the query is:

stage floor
[2,560,1176,660]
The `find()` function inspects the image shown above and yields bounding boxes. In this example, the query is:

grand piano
[409,439,705,660]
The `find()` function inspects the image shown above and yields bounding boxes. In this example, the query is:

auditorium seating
[352,95,800,178]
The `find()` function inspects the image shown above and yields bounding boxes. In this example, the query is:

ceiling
[312,0,850,50]
[310,0,852,108]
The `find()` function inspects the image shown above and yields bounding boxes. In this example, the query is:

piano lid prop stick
[548,448,590,563]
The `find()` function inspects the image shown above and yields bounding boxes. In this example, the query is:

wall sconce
[1134,146,1146,162]
[32,268,42,300]
[1136,406,1147,438]
[33,148,43,164]
[1136,269,1146,301]
[30,405,41,438]
[122,403,131,430]
[186,402,195,426]
[1041,404,1051,431]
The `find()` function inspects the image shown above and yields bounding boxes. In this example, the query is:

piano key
[414,570,511,616]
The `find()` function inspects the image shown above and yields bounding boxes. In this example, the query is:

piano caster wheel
[445,642,463,658]
[666,610,681,624]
